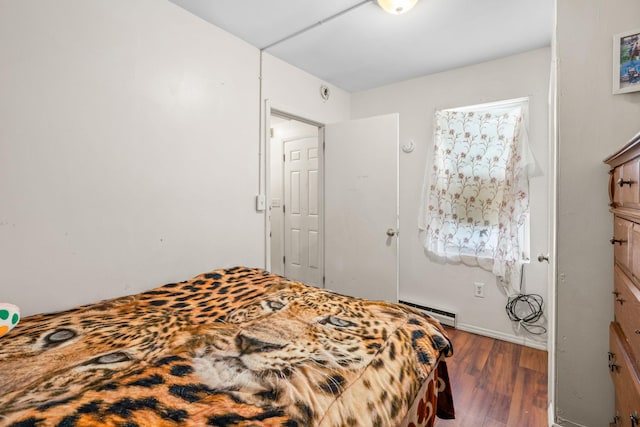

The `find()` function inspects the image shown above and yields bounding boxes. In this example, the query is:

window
[418,98,533,287]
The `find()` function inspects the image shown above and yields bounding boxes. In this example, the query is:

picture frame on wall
[613,28,640,94]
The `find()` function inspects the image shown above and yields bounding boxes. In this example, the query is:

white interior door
[324,114,399,302]
[283,136,322,286]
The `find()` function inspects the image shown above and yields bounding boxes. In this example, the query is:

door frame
[264,100,325,281]
[548,22,559,426]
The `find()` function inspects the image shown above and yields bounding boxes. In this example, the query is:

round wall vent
[320,85,330,101]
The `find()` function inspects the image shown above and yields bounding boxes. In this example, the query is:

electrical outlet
[474,282,485,298]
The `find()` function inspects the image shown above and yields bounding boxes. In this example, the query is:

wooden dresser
[605,132,640,427]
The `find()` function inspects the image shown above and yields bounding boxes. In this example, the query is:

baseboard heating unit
[399,300,457,328]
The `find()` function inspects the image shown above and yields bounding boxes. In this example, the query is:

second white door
[283,136,322,286]
[324,113,399,302]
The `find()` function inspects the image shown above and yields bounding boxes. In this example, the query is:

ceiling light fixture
[376,0,418,15]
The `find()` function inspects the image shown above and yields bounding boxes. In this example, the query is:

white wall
[0,0,262,316]
[555,1,640,425]
[261,53,351,126]
[351,48,551,348]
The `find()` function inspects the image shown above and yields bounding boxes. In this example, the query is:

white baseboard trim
[456,322,548,351]
[554,416,590,427]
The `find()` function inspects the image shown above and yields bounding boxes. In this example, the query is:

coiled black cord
[505,293,547,335]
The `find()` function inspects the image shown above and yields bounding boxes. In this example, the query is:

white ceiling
[170,0,554,92]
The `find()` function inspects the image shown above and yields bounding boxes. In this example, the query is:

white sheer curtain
[418,98,534,291]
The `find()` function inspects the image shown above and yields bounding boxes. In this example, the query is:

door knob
[537,254,549,263]
[386,228,398,237]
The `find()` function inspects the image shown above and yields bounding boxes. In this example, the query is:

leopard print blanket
[0,267,454,426]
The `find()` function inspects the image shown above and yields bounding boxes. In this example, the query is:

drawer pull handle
[609,361,619,372]
[617,178,634,187]
[608,351,616,361]
[617,297,626,305]
[610,238,626,245]
[612,291,620,297]
[636,329,640,335]
[631,412,639,427]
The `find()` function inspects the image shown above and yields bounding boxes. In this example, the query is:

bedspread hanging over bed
[0,267,454,426]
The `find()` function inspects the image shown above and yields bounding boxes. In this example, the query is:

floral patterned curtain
[418,100,534,290]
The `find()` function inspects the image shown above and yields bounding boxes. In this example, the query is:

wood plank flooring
[434,328,548,427]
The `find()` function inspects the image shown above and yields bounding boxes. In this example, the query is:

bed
[0,266,454,426]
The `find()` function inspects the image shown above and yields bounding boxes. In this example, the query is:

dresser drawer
[614,217,633,272]
[613,159,640,207]
[614,266,640,372]
[609,322,640,427]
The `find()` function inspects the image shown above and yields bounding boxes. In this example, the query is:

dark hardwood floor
[435,327,548,427]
